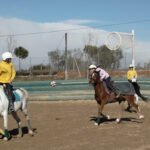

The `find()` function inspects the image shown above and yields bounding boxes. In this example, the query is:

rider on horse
[89,64,120,97]
[0,51,16,112]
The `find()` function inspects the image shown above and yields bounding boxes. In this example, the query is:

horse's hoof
[3,137,8,141]
[94,122,98,126]
[139,115,144,119]
[17,134,23,138]
[116,118,121,123]
[29,130,34,136]
[106,115,110,120]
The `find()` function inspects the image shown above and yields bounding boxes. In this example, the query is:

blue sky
[0,0,150,40]
[0,0,150,67]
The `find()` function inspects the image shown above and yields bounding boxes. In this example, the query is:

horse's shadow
[9,127,37,138]
[89,116,143,125]
[0,127,37,140]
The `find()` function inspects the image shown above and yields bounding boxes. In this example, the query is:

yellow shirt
[127,69,137,80]
[0,61,16,83]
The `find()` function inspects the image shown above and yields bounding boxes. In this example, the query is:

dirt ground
[0,100,150,150]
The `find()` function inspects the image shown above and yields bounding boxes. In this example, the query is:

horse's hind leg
[22,109,34,136]
[131,102,144,119]
[128,96,144,119]
[11,111,23,137]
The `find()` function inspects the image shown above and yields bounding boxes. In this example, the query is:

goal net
[105,30,135,68]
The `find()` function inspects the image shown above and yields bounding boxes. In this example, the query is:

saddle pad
[13,91,21,102]
[113,82,135,95]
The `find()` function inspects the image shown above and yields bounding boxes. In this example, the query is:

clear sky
[0,0,150,67]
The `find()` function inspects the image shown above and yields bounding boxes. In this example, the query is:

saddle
[103,81,135,95]
[13,91,21,102]
[4,87,21,102]
[113,81,135,95]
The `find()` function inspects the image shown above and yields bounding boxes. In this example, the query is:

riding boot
[112,88,120,98]
[8,100,14,112]
[7,92,15,112]
[115,91,121,98]
[110,84,120,98]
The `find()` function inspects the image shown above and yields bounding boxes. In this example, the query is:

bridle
[88,70,100,85]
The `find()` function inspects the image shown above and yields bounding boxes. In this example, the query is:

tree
[98,45,123,69]
[6,35,17,52]
[83,44,123,69]
[14,46,29,70]
[98,45,113,68]
[48,50,61,71]
[83,45,98,57]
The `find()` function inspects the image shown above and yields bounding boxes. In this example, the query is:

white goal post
[105,30,135,66]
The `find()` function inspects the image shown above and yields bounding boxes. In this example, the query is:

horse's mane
[91,71,105,91]
[93,71,102,84]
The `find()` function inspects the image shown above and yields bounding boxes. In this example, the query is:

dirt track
[0,100,150,150]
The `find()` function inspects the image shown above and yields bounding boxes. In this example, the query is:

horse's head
[88,70,100,85]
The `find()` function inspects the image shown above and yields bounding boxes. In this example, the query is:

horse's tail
[19,88,28,100]
[19,88,29,113]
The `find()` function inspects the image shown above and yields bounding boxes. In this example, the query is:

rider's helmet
[89,64,97,69]
[2,52,13,60]
[129,64,134,68]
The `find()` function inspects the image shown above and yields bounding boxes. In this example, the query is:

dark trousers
[104,77,117,93]
[128,80,146,100]
[0,83,15,108]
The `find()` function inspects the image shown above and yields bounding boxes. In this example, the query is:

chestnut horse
[88,71,144,125]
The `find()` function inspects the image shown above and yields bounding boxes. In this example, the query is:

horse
[88,71,144,125]
[0,85,34,140]
[125,81,148,112]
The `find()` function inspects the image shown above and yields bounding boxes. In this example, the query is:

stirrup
[8,109,14,113]
[8,105,15,112]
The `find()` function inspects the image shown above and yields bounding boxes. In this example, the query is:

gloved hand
[3,84,6,88]
[132,78,137,82]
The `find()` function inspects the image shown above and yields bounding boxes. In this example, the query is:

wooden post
[65,33,68,80]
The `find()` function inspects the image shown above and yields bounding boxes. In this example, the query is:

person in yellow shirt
[125,64,147,112]
[0,52,16,112]
[126,64,147,112]
[127,64,147,100]
[127,64,137,82]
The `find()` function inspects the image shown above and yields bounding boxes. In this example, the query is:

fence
[14,78,150,101]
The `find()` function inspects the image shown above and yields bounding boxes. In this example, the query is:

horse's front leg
[11,111,23,137]
[2,111,11,140]
[95,100,105,126]
[116,101,124,123]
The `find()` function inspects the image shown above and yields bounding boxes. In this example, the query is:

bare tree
[6,35,17,52]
